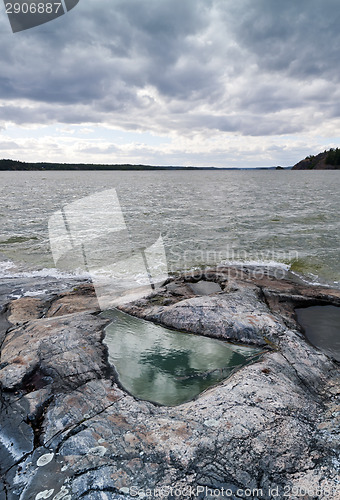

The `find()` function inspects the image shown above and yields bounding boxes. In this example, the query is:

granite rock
[0,268,339,499]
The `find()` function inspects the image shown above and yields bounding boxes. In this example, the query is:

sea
[0,169,339,294]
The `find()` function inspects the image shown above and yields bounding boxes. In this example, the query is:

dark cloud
[229,0,340,80]
[0,0,340,139]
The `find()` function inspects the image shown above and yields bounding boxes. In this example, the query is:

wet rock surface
[0,267,339,499]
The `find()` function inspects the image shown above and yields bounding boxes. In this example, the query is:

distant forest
[0,159,187,171]
[0,159,269,171]
[326,148,340,166]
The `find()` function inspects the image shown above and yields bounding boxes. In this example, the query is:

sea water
[1,169,339,289]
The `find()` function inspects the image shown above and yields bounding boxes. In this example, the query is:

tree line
[326,148,340,166]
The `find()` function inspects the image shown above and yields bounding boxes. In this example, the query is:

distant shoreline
[0,159,289,171]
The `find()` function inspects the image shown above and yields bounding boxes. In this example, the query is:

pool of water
[102,309,262,406]
[296,305,340,361]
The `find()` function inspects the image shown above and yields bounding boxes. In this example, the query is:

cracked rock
[0,267,339,499]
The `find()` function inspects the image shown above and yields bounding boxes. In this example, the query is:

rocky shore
[0,267,339,499]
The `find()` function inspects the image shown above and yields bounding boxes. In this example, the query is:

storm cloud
[0,0,339,166]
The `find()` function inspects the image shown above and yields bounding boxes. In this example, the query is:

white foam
[0,260,90,280]
[0,260,16,275]
[23,290,49,297]
[219,259,291,270]
[289,270,333,288]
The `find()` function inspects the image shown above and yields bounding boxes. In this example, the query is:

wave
[219,259,291,270]
[220,259,338,288]
[0,260,90,280]
[1,258,338,292]
[289,270,336,288]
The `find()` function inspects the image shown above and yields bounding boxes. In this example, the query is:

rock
[0,397,34,476]
[187,280,222,296]
[45,284,100,317]
[8,297,46,324]
[126,288,283,346]
[0,267,339,499]
[0,312,110,391]
[0,303,10,345]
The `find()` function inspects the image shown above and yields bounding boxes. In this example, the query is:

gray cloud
[79,144,119,155]
[230,0,340,80]
[0,0,340,141]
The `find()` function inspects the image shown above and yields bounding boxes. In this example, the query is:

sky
[0,0,340,168]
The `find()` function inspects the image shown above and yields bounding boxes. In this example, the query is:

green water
[102,309,262,406]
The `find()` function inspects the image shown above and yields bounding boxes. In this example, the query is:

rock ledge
[0,267,339,500]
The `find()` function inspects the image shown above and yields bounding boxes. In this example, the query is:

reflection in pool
[102,309,262,406]
[296,305,340,362]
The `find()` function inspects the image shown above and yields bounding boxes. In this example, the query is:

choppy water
[0,170,339,289]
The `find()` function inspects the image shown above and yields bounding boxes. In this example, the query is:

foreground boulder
[0,267,339,499]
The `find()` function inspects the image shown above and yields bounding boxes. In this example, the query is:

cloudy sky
[0,0,340,167]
